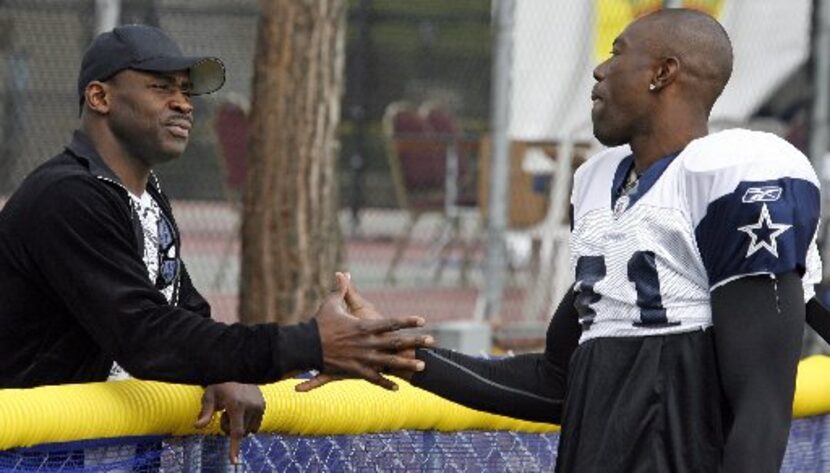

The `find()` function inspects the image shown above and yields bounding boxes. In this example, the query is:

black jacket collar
[65,130,162,194]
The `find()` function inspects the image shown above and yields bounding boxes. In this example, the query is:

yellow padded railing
[792,355,830,417]
[0,377,554,450]
[1,356,828,451]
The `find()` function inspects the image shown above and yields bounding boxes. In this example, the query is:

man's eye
[150,83,171,91]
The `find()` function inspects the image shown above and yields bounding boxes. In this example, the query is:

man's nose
[593,59,609,82]
[170,92,193,114]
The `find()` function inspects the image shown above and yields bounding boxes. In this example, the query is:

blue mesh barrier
[1,415,828,472]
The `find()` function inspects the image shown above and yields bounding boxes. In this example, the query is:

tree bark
[240,0,345,325]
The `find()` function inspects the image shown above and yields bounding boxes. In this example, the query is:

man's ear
[84,81,111,114]
[650,56,680,92]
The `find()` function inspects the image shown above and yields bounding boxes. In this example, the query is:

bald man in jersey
[328,9,826,473]
[552,10,813,472]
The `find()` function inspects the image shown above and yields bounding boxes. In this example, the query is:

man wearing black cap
[0,24,432,463]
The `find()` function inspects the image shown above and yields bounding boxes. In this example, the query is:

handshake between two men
[198,272,434,463]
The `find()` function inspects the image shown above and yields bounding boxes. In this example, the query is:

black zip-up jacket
[0,131,322,388]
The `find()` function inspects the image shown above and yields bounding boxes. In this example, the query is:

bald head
[635,8,733,112]
[591,8,734,150]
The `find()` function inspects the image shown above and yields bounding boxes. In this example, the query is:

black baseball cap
[77,24,225,101]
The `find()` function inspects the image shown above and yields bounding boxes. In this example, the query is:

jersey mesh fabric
[570,129,821,343]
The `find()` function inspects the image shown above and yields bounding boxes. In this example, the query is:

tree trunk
[240,0,345,325]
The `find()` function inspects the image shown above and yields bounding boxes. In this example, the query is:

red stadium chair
[383,101,479,285]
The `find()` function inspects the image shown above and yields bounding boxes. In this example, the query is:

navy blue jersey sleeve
[694,178,819,289]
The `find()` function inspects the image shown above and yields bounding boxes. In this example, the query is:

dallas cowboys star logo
[737,203,791,258]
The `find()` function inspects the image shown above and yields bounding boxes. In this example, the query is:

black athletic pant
[555,329,724,473]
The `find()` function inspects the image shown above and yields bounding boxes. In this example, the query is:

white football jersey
[570,129,821,343]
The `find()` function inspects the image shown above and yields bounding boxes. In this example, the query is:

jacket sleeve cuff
[276,319,323,373]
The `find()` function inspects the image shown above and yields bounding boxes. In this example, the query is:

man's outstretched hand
[302,272,431,391]
[194,383,265,464]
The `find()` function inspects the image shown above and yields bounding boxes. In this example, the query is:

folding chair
[383,101,478,285]
[420,102,479,283]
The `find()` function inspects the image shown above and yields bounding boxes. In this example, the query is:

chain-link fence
[0,431,558,472]
[0,0,496,330]
[0,0,261,322]
[1,0,828,353]
[3,416,830,472]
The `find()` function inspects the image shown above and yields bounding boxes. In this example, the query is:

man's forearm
[410,288,580,424]
[711,273,804,473]
[411,348,564,424]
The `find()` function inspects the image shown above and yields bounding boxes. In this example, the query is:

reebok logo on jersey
[742,186,782,203]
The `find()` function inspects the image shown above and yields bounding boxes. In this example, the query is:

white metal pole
[95,0,121,34]
[480,0,515,322]
[811,0,830,178]
[808,0,830,355]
